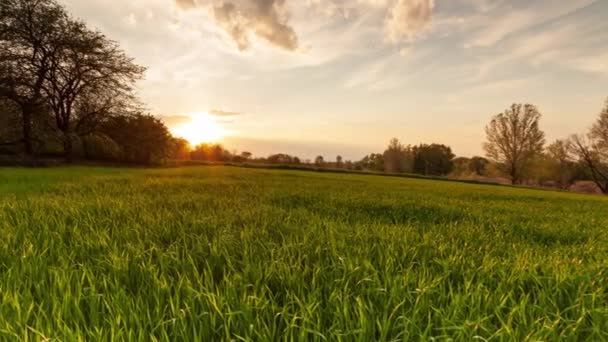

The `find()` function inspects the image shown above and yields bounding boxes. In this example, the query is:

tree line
[0,0,172,164]
[344,100,608,194]
[1,0,607,194]
[482,101,608,194]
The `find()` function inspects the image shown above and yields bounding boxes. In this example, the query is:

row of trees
[298,99,608,194]
[0,0,180,164]
[481,101,608,193]
[354,141,455,176]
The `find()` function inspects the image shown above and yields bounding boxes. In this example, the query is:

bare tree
[569,99,608,194]
[0,0,69,155]
[569,135,608,194]
[41,19,145,161]
[591,98,608,150]
[484,104,546,184]
[545,139,579,190]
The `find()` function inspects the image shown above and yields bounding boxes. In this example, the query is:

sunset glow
[58,0,608,159]
[171,113,224,146]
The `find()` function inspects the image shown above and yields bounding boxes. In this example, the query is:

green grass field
[0,166,607,341]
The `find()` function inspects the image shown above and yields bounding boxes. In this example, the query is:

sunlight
[171,112,224,146]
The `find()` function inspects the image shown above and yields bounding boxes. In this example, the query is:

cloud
[469,0,597,48]
[175,0,197,10]
[176,0,299,51]
[385,0,435,42]
[210,109,242,116]
[216,119,236,124]
[305,0,360,19]
[569,53,608,74]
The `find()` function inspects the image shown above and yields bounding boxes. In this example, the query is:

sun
[171,112,224,146]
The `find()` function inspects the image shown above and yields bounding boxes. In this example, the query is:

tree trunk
[63,136,73,163]
[510,171,518,185]
[22,109,34,156]
[82,136,90,160]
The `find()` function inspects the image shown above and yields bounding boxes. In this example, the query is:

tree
[569,99,608,194]
[336,155,343,168]
[241,151,252,160]
[0,99,21,151]
[266,153,297,164]
[544,140,579,190]
[468,157,489,176]
[484,104,546,184]
[383,138,412,173]
[360,153,384,171]
[0,0,69,155]
[100,113,173,164]
[591,97,608,150]
[80,131,121,161]
[569,135,608,194]
[451,157,469,176]
[170,137,190,160]
[314,155,325,167]
[191,143,232,162]
[412,143,455,176]
[41,17,145,161]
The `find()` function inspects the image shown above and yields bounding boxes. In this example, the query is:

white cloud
[385,0,435,42]
[122,13,137,27]
[175,0,299,51]
[469,0,597,47]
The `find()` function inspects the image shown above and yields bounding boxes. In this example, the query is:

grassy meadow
[0,166,607,341]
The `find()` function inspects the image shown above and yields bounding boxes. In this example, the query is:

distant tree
[591,97,608,150]
[314,155,325,167]
[484,104,546,184]
[170,138,190,160]
[0,0,70,155]
[231,151,252,163]
[211,144,226,161]
[569,99,608,194]
[191,143,232,162]
[451,157,470,176]
[383,138,412,173]
[468,156,489,176]
[369,153,384,171]
[412,144,455,176]
[544,139,579,189]
[267,153,299,164]
[241,151,252,160]
[344,160,353,170]
[336,155,343,168]
[360,153,384,171]
[569,135,608,193]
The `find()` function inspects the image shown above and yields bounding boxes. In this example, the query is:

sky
[58,0,608,160]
